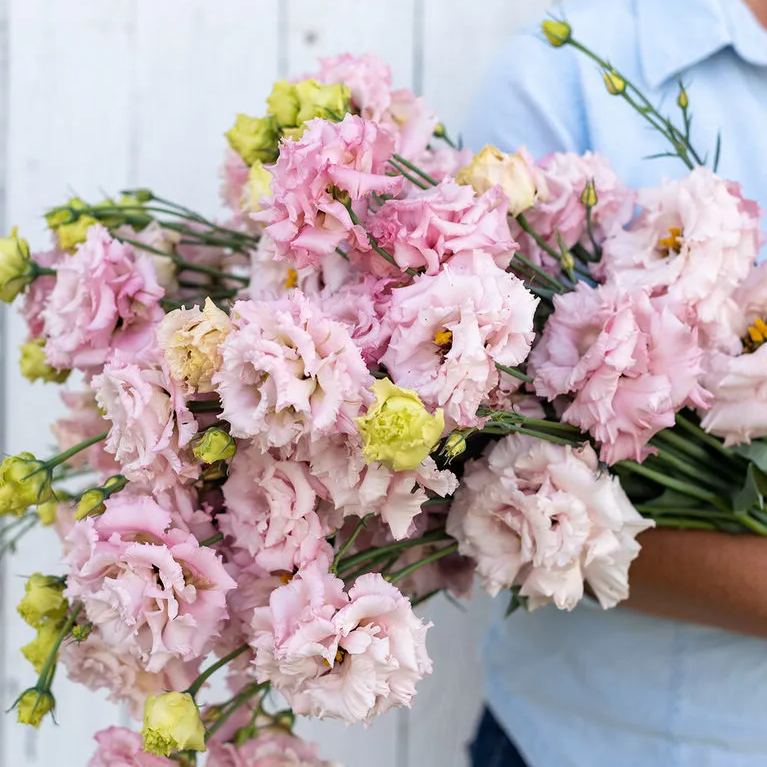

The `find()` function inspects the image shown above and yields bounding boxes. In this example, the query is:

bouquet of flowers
[2,17,766,766]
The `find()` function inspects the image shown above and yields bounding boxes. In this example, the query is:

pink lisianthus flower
[384,88,439,159]
[207,731,337,767]
[88,727,174,767]
[304,434,457,540]
[214,295,373,449]
[220,443,333,575]
[511,151,633,271]
[65,493,236,672]
[51,391,119,478]
[365,180,517,276]
[315,53,393,121]
[447,434,653,608]
[382,256,538,428]
[412,146,473,183]
[22,247,61,337]
[255,115,403,269]
[600,168,760,327]
[42,224,164,371]
[251,564,431,724]
[530,282,711,464]
[92,358,198,490]
[220,148,251,215]
[61,633,199,719]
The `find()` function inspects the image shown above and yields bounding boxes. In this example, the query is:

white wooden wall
[0,2,551,764]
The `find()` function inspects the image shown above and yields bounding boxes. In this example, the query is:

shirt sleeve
[461,29,590,159]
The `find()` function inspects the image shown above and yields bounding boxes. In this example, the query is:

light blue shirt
[463,1,767,765]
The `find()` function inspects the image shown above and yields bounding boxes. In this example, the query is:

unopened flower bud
[17,574,66,628]
[293,79,351,124]
[541,19,572,47]
[142,692,206,757]
[677,84,689,110]
[267,80,301,127]
[71,623,92,642]
[225,113,280,165]
[0,228,33,303]
[357,378,444,472]
[16,689,55,728]
[433,123,447,139]
[443,432,467,460]
[0,452,51,517]
[603,70,626,95]
[247,160,273,212]
[580,178,598,209]
[19,338,70,384]
[45,198,98,251]
[75,489,106,521]
[193,428,236,464]
[22,621,61,673]
[36,499,59,526]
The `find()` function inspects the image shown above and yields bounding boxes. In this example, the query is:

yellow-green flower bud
[603,70,626,95]
[293,79,351,125]
[433,123,447,139]
[356,378,444,472]
[22,621,61,673]
[443,432,467,460]
[541,19,572,47]
[0,227,33,303]
[0,452,51,517]
[19,338,70,384]
[677,84,689,110]
[45,198,98,251]
[75,488,106,521]
[267,80,301,127]
[580,178,598,209]
[225,113,280,166]
[36,499,59,526]
[247,160,273,212]
[17,573,67,628]
[71,622,92,642]
[193,428,236,464]
[142,692,206,757]
[16,689,55,728]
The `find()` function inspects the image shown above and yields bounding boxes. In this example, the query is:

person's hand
[625,528,767,638]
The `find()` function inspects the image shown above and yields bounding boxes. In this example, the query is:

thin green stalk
[37,602,83,691]
[495,362,532,384]
[616,460,724,506]
[332,514,372,573]
[199,532,224,547]
[645,450,730,493]
[646,516,717,530]
[187,644,250,698]
[45,432,108,471]
[511,251,567,293]
[386,542,458,584]
[674,414,741,464]
[346,204,418,276]
[392,154,439,186]
[515,213,568,266]
[205,682,269,740]
[387,161,429,190]
[734,512,767,536]
[336,529,451,574]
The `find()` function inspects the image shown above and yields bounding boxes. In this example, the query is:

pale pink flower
[214,295,373,449]
[304,434,458,540]
[256,115,403,269]
[92,358,198,490]
[413,146,473,183]
[530,282,711,464]
[88,727,173,767]
[315,53,393,121]
[512,151,633,270]
[207,731,337,767]
[382,256,538,428]
[61,633,199,719]
[700,348,767,445]
[251,565,431,724]
[42,225,164,371]
[600,168,760,326]
[51,390,119,478]
[366,180,517,276]
[447,435,652,608]
[22,248,61,337]
[220,444,333,574]
[65,493,236,672]
[384,88,439,160]
[221,148,250,214]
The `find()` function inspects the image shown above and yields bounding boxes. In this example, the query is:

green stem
[674,414,741,464]
[391,154,439,186]
[495,362,532,384]
[345,204,418,277]
[199,532,224,547]
[734,512,767,536]
[511,250,567,293]
[387,161,429,190]
[37,602,83,691]
[187,644,250,698]
[616,460,724,506]
[206,682,269,740]
[332,515,372,573]
[336,529,451,574]
[45,432,108,470]
[646,516,717,530]
[515,213,568,267]
[386,542,458,584]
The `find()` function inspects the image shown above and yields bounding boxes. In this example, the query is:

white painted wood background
[0,1,552,764]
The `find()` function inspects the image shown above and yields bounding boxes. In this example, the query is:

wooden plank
[132,0,281,213]
[1,1,136,763]
[421,0,553,135]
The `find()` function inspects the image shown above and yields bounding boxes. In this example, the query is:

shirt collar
[636,0,767,89]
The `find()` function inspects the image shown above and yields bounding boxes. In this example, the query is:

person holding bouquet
[464,0,767,765]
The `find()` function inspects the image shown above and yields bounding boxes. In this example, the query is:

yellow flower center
[433,328,453,350]
[657,226,683,256]
[284,268,298,290]
[744,317,767,353]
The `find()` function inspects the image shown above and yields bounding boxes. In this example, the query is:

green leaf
[731,464,767,513]
[640,488,701,510]
[732,440,767,473]
[505,586,529,617]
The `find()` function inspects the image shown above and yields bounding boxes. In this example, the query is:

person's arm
[625,528,767,638]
